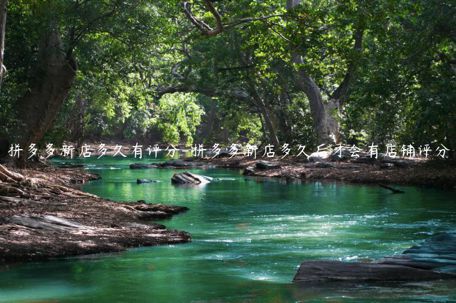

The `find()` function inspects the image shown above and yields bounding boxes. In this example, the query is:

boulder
[309,151,331,162]
[294,232,456,283]
[255,160,281,170]
[293,261,454,283]
[171,172,212,185]
[130,163,158,169]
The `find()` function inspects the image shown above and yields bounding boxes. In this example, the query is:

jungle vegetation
[0,0,454,153]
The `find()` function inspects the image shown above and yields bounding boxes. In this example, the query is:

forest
[0,0,454,152]
[0,1,455,302]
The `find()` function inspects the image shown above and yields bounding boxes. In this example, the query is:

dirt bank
[0,164,190,263]
[202,156,456,189]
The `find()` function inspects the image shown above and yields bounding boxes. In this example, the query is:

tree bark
[0,0,7,88]
[15,28,77,151]
[287,0,338,144]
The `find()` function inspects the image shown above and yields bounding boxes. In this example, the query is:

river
[0,157,455,302]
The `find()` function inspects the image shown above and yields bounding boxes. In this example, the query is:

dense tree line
[0,0,454,156]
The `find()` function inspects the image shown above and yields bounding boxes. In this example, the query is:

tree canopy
[0,0,454,152]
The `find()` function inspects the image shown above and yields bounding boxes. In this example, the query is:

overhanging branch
[182,0,223,36]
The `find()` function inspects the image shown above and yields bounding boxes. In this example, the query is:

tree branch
[331,24,364,105]
[182,0,223,36]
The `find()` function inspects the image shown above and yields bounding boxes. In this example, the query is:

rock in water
[255,161,281,170]
[130,163,158,169]
[137,179,160,184]
[293,232,456,283]
[293,261,454,283]
[171,172,212,185]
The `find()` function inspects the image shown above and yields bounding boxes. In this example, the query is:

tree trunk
[15,28,77,150]
[286,0,339,144]
[0,0,7,88]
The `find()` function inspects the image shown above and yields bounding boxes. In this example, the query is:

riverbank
[196,156,456,189]
[0,164,190,263]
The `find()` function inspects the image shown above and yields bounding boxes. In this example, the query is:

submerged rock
[293,232,456,283]
[158,159,211,168]
[130,163,158,169]
[293,261,454,283]
[137,179,160,184]
[171,172,212,185]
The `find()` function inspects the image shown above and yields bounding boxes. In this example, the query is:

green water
[0,157,455,302]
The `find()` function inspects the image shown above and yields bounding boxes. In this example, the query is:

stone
[130,163,158,169]
[309,151,332,162]
[171,172,212,185]
[136,179,160,184]
[293,261,454,283]
[294,232,456,283]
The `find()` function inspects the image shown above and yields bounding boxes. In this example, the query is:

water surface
[0,157,455,302]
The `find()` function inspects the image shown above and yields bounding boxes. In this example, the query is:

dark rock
[158,160,204,168]
[130,163,158,169]
[243,167,256,176]
[293,261,454,283]
[255,160,281,170]
[171,172,212,185]
[294,232,456,284]
[136,179,160,184]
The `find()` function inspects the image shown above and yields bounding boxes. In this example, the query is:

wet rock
[243,166,256,176]
[136,179,160,184]
[294,232,456,284]
[255,160,281,170]
[158,160,206,168]
[130,163,158,169]
[171,172,212,185]
[293,261,454,283]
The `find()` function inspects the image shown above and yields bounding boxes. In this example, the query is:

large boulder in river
[171,172,213,185]
[293,260,454,283]
[293,232,456,283]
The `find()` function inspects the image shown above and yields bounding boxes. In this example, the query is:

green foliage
[0,0,453,152]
